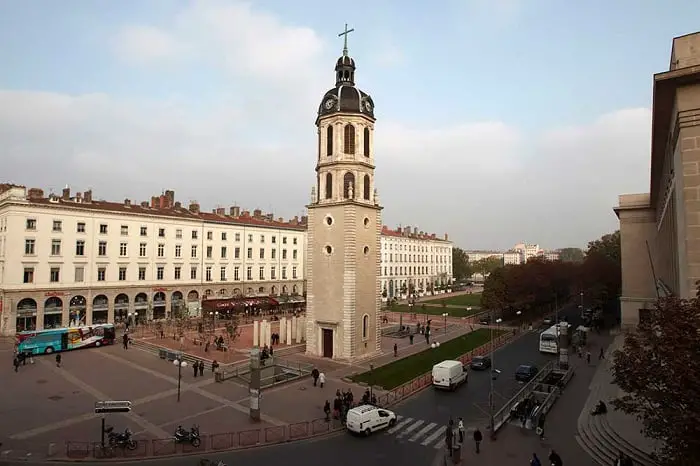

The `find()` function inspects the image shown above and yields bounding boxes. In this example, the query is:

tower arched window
[344,124,355,154]
[326,125,333,156]
[325,173,333,199]
[343,172,355,199]
[362,314,369,339]
[363,127,370,157]
[363,174,370,200]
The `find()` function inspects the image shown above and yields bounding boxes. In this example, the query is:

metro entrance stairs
[576,335,661,466]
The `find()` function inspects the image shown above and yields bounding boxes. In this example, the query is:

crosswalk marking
[387,417,414,434]
[396,420,424,438]
[408,422,437,442]
[420,425,446,446]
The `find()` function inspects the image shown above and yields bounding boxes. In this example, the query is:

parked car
[469,355,492,371]
[515,364,539,383]
[479,316,491,325]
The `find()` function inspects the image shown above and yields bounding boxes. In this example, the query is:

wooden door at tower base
[322,328,333,358]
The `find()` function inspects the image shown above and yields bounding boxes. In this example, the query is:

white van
[345,405,397,436]
[432,360,468,390]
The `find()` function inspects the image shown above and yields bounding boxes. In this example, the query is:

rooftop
[381,225,450,242]
[0,184,307,230]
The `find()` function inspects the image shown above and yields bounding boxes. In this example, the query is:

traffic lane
[394,323,560,425]
[19,432,434,466]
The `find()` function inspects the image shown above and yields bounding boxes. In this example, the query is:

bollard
[47,443,56,456]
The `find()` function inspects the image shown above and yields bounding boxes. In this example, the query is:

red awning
[201,296,279,312]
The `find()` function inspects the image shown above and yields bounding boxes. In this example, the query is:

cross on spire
[338,23,354,57]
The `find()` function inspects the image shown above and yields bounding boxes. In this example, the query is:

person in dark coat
[198,361,204,376]
[473,427,482,453]
[548,449,563,466]
[311,368,320,386]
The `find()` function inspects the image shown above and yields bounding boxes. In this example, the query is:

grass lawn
[422,293,483,307]
[350,328,504,390]
[389,305,482,318]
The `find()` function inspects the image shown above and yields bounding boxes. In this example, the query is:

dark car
[470,355,492,370]
[515,365,538,383]
[479,316,491,325]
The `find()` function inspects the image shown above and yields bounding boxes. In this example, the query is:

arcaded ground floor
[0,280,305,336]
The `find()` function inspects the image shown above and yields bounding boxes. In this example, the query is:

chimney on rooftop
[290,216,299,225]
[75,192,82,202]
[253,209,262,218]
[278,217,284,223]
[62,186,70,200]
[174,201,182,209]
[124,199,131,206]
[403,226,410,236]
[165,190,175,207]
[28,188,44,200]
[413,227,418,235]
[189,201,200,214]
[300,215,308,225]
[242,210,250,217]
[150,196,158,208]
[216,207,225,215]
[266,213,273,221]
[444,233,449,241]
[230,206,240,217]
[84,190,92,203]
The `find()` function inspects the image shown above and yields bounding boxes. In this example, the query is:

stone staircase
[576,337,660,466]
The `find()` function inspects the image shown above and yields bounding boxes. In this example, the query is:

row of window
[22,264,299,284]
[325,124,370,157]
[24,218,299,245]
[382,266,451,277]
[24,239,299,261]
[382,243,451,253]
[382,253,451,264]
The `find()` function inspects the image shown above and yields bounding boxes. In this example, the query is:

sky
[1,0,698,250]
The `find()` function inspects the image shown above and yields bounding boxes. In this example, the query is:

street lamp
[209,311,219,331]
[442,313,448,334]
[369,364,374,400]
[173,356,188,402]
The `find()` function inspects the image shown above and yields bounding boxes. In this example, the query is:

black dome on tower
[316,33,375,124]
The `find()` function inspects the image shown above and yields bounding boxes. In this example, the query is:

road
[10,305,581,466]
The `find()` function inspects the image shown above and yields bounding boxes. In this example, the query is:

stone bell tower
[305,25,382,361]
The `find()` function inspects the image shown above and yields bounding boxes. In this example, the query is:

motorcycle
[105,426,138,450]
[174,425,202,447]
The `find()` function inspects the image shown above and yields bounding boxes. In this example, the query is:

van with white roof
[432,360,468,390]
[345,405,397,436]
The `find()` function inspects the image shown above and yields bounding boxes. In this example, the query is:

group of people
[12,349,34,372]
[323,389,361,423]
[530,450,562,466]
[192,359,220,377]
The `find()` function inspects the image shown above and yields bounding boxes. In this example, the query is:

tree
[452,247,473,281]
[558,247,584,263]
[611,293,700,465]
[586,230,620,263]
[224,317,242,345]
[472,256,503,278]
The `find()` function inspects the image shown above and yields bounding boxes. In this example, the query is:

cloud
[111,26,187,65]
[0,1,651,251]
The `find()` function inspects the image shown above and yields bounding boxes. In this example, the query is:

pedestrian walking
[122,333,129,350]
[312,368,320,386]
[457,417,464,443]
[319,372,326,388]
[324,400,331,421]
[548,449,563,466]
[193,361,198,377]
[198,360,204,376]
[55,353,62,368]
[530,453,542,466]
[536,416,545,440]
[393,343,398,357]
[586,350,592,365]
[409,333,414,344]
[473,427,482,453]
[599,347,605,360]
[13,357,20,373]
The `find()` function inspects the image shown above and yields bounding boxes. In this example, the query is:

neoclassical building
[0,185,306,336]
[615,32,700,327]
[304,33,383,360]
[380,225,453,299]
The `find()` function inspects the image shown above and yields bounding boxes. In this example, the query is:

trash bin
[451,445,461,464]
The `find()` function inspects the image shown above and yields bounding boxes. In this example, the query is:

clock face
[324,98,336,110]
[364,100,373,112]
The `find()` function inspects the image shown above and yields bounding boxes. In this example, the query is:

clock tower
[304,26,382,361]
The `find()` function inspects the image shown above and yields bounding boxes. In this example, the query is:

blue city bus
[16,324,116,355]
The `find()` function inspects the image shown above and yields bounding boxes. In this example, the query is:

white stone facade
[0,186,305,336]
[379,227,453,299]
